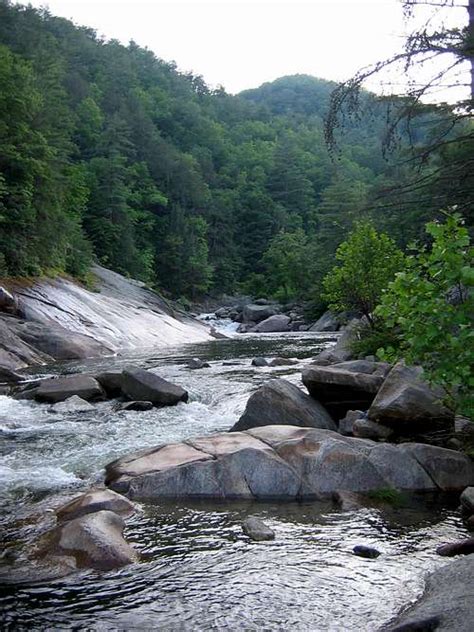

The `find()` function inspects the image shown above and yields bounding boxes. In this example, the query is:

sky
[22,0,468,98]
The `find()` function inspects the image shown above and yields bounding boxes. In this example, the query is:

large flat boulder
[302,365,384,418]
[251,315,291,333]
[121,368,188,406]
[369,362,454,429]
[230,378,336,432]
[105,425,474,502]
[35,374,105,403]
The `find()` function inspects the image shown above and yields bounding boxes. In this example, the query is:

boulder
[39,510,138,571]
[338,410,365,436]
[309,311,342,332]
[215,307,229,318]
[302,365,384,418]
[242,304,278,323]
[251,315,291,333]
[121,368,188,406]
[353,545,380,559]
[311,318,360,365]
[437,539,474,557]
[230,378,336,432]
[268,357,299,367]
[105,425,474,502]
[117,400,154,412]
[0,366,25,384]
[187,358,211,369]
[353,419,393,441]
[95,370,125,397]
[56,489,136,523]
[330,360,391,377]
[382,555,474,632]
[368,362,454,429]
[242,517,275,541]
[35,375,105,403]
[399,443,474,491]
[50,395,95,413]
[0,286,18,314]
[460,487,474,514]
[251,357,268,367]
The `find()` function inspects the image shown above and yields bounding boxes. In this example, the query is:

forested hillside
[0,1,469,304]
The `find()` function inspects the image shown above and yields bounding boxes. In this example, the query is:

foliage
[322,221,406,325]
[262,228,309,301]
[376,214,474,416]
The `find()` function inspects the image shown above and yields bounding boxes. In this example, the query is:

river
[0,330,467,630]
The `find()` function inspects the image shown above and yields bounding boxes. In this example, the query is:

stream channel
[0,327,469,630]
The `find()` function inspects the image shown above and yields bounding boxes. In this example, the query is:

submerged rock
[353,545,381,559]
[56,489,136,523]
[230,378,336,432]
[49,395,95,413]
[117,400,154,412]
[35,375,105,403]
[187,358,211,369]
[268,357,299,366]
[242,517,275,541]
[121,368,188,406]
[251,357,268,367]
[436,539,474,557]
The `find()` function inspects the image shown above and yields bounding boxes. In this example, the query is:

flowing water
[0,331,469,630]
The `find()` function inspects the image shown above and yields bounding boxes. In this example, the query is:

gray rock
[121,368,188,406]
[353,419,393,441]
[251,315,291,333]
[455,416,474,434]
[35,375,105,403]
[338,410,365,436]
[105,425,474,502]
[333,490,367,511]
[368,362,454,429]
[242,517,275,541]
[0,365,25,384]
[331,360,391,376]
[311,318,360,365]
[382,554,474,631]
[40,510,138,571]
[251,357,268,367]
[231,378,336,432]
[187,358,211,369]
[460,487,474,514]
[302,365,383,418]
[0,286,18,314]
[309,310,342,332]
[50,395,95,413]
[268,357,299,366]
[437,539,474,557]
[242,304,278,323]
[353,545,381,559]
[117,400,154,412]
[56,489,136,523]
[214,307,229,318]
[95,370,125,397]
[399,443,474,491]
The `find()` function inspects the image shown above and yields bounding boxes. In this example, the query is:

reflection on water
[0,332,468,630]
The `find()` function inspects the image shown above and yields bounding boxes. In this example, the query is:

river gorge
[0,330,470,630]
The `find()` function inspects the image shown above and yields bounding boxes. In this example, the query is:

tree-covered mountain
[0,0,461,303]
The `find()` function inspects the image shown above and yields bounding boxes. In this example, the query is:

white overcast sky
[21,0,468,97]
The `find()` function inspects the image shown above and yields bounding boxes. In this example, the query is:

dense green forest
[0,0,471,305]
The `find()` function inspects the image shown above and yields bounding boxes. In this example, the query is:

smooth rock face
[105,425,474,502]
[230,379,336,432]
[302,365,383,418]
[50,395,95,413]
[44,510,138,571]
[368,362,454,428]
[309,310,341,332]
[383,555,474,632]
[251,315,291,333]
[35,375,105,403]
[242,517,275,541]
[56,489,136,523]
[121,368,188,406]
